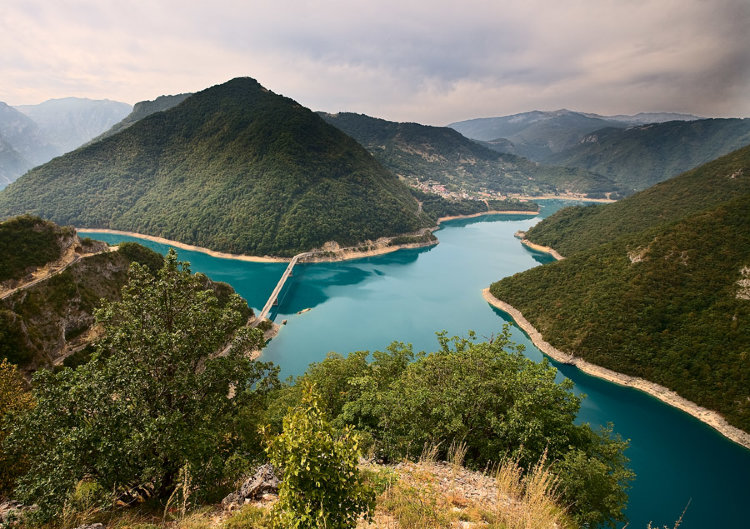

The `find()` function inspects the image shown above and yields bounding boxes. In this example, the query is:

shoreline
[513,230,565,260]
[77,210,538,265]
[481,288,750,450]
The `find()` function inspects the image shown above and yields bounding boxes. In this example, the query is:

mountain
[490,146,750,432]
[449,109,703,162]
[0,78,431,257]
[319,112,619,197]
[0,136,29,189]
[592,111,701,125]
[0,102,58,187]
[449,109,629,160]
[15,97,131,153]
[544,118,750,192]
[524,143,750,256]
[93,93,192,141]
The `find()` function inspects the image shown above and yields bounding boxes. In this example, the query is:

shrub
[264,383,375,529]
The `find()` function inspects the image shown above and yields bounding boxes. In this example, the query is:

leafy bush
[0,358,34,495]
[264,383,375,529]
[5,250,277,519]
[266,328,633,527]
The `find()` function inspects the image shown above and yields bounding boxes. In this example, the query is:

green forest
[0,215,73,282]
[524,144,750,256]
[0,79,431,257]
[320,112,619,197]
[491,146,750,432]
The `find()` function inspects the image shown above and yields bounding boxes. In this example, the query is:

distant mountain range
[0,98,131,188]
[319,112,618,197]
[0,78,431,257]
[491,144,750,432]
[450,109,750,192]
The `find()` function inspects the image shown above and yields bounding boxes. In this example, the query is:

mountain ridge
[0,77,431,257]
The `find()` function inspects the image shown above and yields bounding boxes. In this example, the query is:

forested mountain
[544,118,750,192]
[15,97,131,153]
[490,146,750,432]
[93,92,192,141]
[524,144,750,255]
[0,78,432,256]
[320,111,618,196]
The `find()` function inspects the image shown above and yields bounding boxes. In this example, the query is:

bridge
[252,251,314,326]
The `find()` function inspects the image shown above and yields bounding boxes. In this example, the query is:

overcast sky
[1,0,748,125]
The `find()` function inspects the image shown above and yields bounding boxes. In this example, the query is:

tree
[271,327,634,527]
[0,359,33,496]
[5,250,277,519]
[264,383,375,529]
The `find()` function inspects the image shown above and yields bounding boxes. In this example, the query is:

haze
[1,0,748,125]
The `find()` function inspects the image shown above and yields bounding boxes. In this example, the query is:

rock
[222,463,280,509]
[0,501,37,525]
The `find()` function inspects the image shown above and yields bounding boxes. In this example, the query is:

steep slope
[491,194,750,432]
[93,93,192,141]
[0,78,430,257]
[15,97,132,153]
[545,118,750,192]
[320,112,618,196]
[524,144,750,255]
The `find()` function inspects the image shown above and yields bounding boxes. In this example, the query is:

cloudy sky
[1,0,748,125]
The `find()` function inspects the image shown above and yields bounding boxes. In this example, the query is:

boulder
[222,463,280,508]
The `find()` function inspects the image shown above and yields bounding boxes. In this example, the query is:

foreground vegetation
[1,250,633,527]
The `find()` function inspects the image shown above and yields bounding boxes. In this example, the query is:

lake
[84,200,750,528]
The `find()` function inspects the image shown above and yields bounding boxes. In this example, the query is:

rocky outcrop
[222,464,280,509]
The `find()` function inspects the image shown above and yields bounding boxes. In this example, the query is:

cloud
[1,0,748,124]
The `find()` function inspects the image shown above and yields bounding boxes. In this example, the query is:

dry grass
[491,452,567,529]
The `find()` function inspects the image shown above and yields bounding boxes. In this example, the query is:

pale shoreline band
[77,209,538,264]
[481,288,750,451]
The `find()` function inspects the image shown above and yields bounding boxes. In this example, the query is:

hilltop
[0,216,248,374]
[320,111,617,197]
[0,78,432,257]
[490,146,750,433]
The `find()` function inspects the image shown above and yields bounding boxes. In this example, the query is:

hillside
[448,109,701,163]
[0,78,431,257]
[490,148,750,433]
[320,112,617,196]
[449,110,629,160]
[15,97,132,153]
[0,217,249,374]
[523,144,750,255]
[545,118,750,192]
[93,92,192,141]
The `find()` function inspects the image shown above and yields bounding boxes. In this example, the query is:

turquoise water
[84,201,750,528]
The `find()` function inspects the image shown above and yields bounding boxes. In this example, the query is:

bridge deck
[252,251,312,326]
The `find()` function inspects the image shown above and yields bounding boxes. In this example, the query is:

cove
[84,200,750,528]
